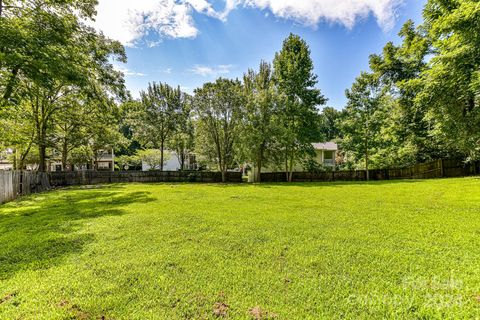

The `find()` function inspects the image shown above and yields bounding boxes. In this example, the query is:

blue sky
[93,0,426,109]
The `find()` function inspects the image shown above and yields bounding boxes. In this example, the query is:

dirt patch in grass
[248,306,278,319]
[56,300,103,320]
[0,292,17,304]
[213,302,229,317]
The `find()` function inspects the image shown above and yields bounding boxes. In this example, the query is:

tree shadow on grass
[206,179,429,189]
[0,186,156,281]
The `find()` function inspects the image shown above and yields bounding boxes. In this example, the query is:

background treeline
[340,0,480,175]
[121,34,327,182]
[1,0,479,183]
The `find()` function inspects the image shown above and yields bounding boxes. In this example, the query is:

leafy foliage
[193,78,244,182]
[273,34,327,181]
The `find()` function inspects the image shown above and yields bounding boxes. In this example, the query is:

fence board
[1,158,478,205]
[48,170,242,187]
[260,159,479,183]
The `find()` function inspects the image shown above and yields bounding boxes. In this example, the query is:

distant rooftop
[312,142,338,151]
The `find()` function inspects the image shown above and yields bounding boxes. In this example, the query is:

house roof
[312,142,338,151]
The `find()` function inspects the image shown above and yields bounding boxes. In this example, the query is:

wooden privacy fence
[1,159,478,204]
[48,170,243,187]
[0,171,50,204]
[260,159,480,182]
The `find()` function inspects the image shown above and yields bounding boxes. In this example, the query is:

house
[0,146,116,172]
[49,149,115,172]
[312,142,338,167]
[0,148,14,170]
[142,151,197,171]
[248,142,338,181]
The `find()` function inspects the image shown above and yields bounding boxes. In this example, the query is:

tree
[0,0,115,107]
[342,72,386,180]
[168,93,194,171]
[1,0,126,171]
[417,0,480,161]
[193,78,244,182]
[319,107,343,141]
[273,34,327,182]
[241,61,278,182]
[367,20,445,167]
[136,149,170,171]
[0,103,35,170]
[87,123,126,171]
[133,83,182,171]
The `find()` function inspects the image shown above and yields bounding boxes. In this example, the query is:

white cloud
[114,66,148,77]
[92,0,403,47]
[160,67,173,74]
[243,0,403,30]
[188,64,233,77]
[93,0,198,46]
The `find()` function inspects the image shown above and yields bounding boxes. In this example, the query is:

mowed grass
[1,179,480,319]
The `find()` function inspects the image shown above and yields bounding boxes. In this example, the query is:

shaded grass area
[0,178,480,319]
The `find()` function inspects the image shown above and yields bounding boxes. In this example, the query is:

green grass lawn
[1,178,480,319]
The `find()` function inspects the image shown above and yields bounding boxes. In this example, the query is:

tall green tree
[417,0,480,160]
[193,78,244,182]
[241,61,278,182]
[132,82,182,171]
[367,20,444,166]
[1,0,126,171]
[0,0,106,107]
[273,34,326,182]
[319,107,343,141]
[169,94,195,171]
[342,72,386,180]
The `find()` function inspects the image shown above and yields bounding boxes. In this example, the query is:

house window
[324,151,334,160]
[98,162,110,169]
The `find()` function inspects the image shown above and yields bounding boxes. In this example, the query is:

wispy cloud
[188,64,234,77]
[243,0,404,31]
[114,66,148,77]
[93,0,198,47]
[159,68,173,74]
[92,0,404,47]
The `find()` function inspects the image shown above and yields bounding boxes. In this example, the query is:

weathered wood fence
[0,171,50,204]
[1,159,479,204]
[48,170,242,187]
[0,170,242,204]
[260,159,480,182]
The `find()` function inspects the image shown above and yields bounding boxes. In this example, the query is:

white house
[142,151,197,171]
[311,142,338,167]
[248,142,338,180]
[0,148,14,170]
[49,149,115,172]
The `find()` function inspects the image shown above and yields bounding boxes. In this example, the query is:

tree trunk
[221,169,226,183]
[61,139,68,171]
[284,147,289,181]
[365,148,369,181]
[12,148,17,170]
[180,154,185,171]
[256,155,262,183]
[160,140,164,172]
[287,150,294,182]
[38,143,47,172]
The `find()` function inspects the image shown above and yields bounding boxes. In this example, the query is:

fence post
[439,159,444,178]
